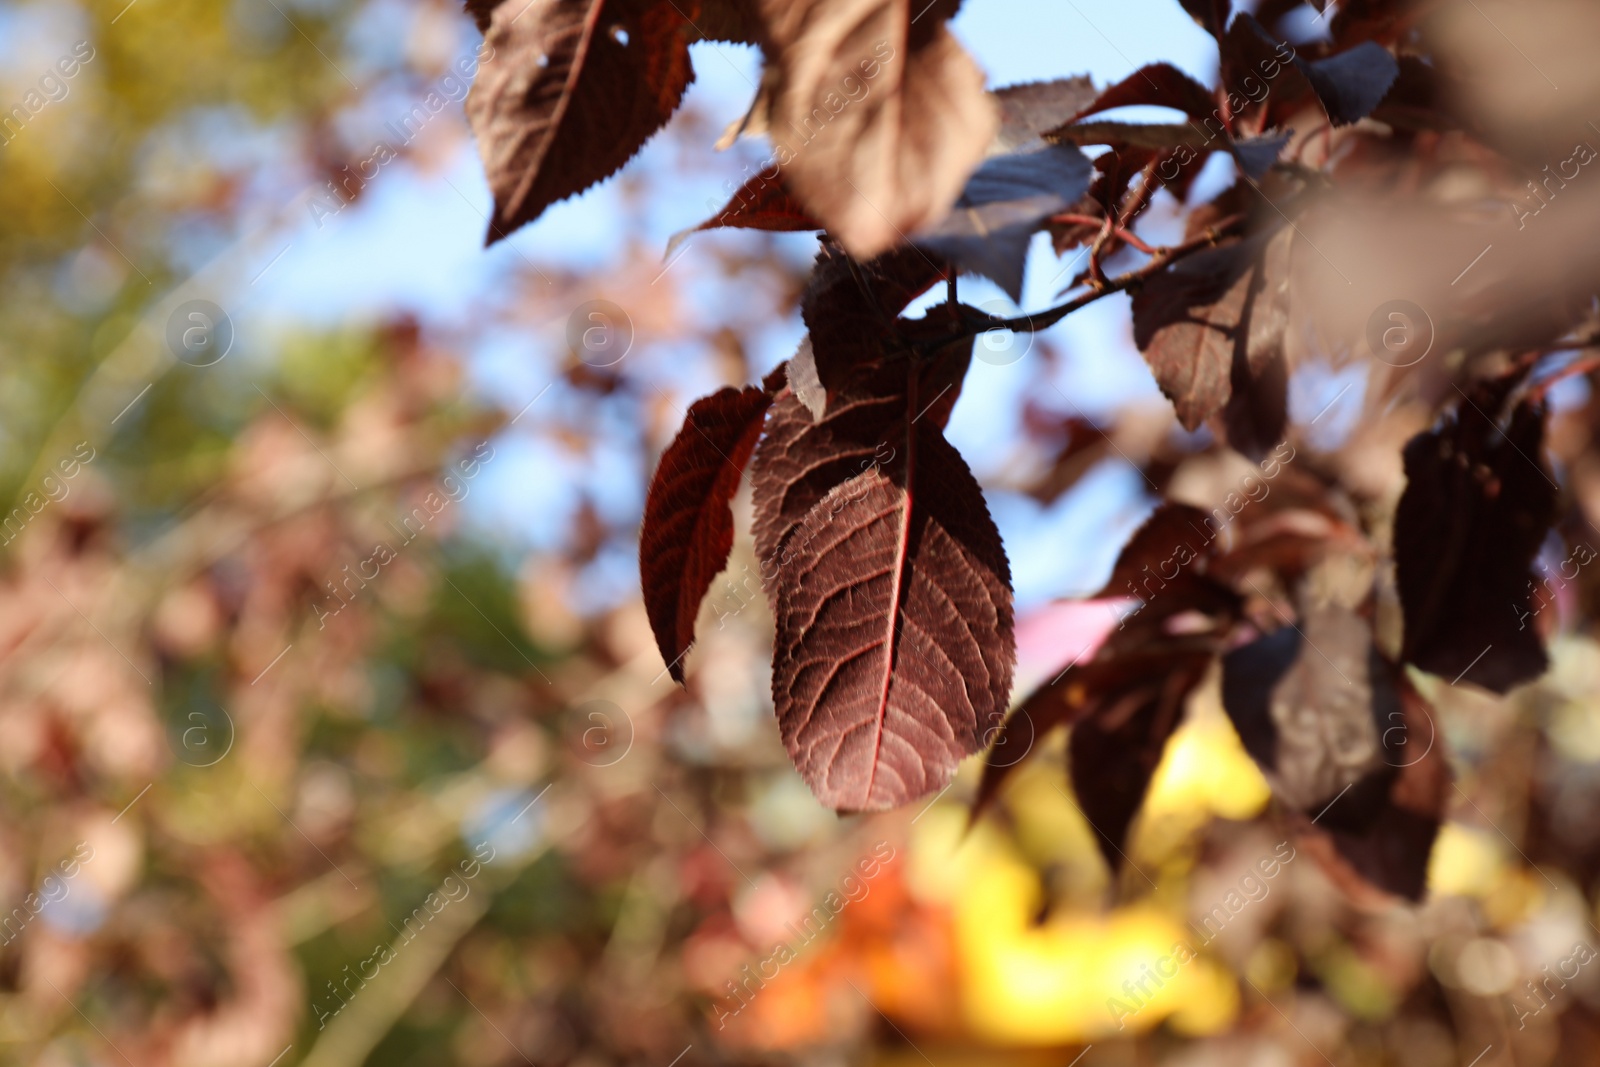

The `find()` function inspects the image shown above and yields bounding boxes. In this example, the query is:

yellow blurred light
[1546,637,1600,762]
[1427,823,1502,898]
[1166,964,1239,1036]
[903,685,1283,1045]
[1144,695,1272,824]
[1482,867,1547,930]
[1129,693,1272,869]
[911,808,1237,1044]
[1004,758,1110,885]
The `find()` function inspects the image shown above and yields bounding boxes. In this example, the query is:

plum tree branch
[1051,213,1160,255]
[950,212,1249,339]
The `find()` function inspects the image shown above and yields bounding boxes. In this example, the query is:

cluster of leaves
[640,248,1014,811]
[462,0,1600,902]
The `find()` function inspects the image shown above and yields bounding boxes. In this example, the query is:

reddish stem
[1050,214,1159,255]
[957,213,1249,337]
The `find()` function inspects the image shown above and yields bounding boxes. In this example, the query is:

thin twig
[1051,214,1159,255]
[1117,155,1163,229]
[1530,353,1600,400]
[953,213,1248,339]
[1087,214,1115,287]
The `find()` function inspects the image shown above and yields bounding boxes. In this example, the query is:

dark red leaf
[760,358,789,395]
[907,336,974,431]
[639,384,774,682]
[1130,229,1291,434]
[1131,241,1254,430]
[1094,502,1221,599]
[972,507,1242,822]
[467,0,699,242]
[771,393,1014,811]
[1101,509,1246,645]
[1158,143,1213,204]
[687,0,762,43]
[1069,653,1209,869]
[1223,348,1288,463]
[665,173,821,259]
[750,333,970,586]
[698,174,821,233]
[751,388,904,583]
[1089,144,1155,198]
[1395,387,1557,692]
[1222,227,1291,459]
[800,245,947,398]
[973,636,1228,825]
[1068,62,1218,125]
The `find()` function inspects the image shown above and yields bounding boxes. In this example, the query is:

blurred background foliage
[6,0,1600,1065]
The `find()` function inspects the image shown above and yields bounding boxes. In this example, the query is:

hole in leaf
[609,24,629,45]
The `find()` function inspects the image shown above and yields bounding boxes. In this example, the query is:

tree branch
[1052,213,1161,256]
[955,213,1248,338]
